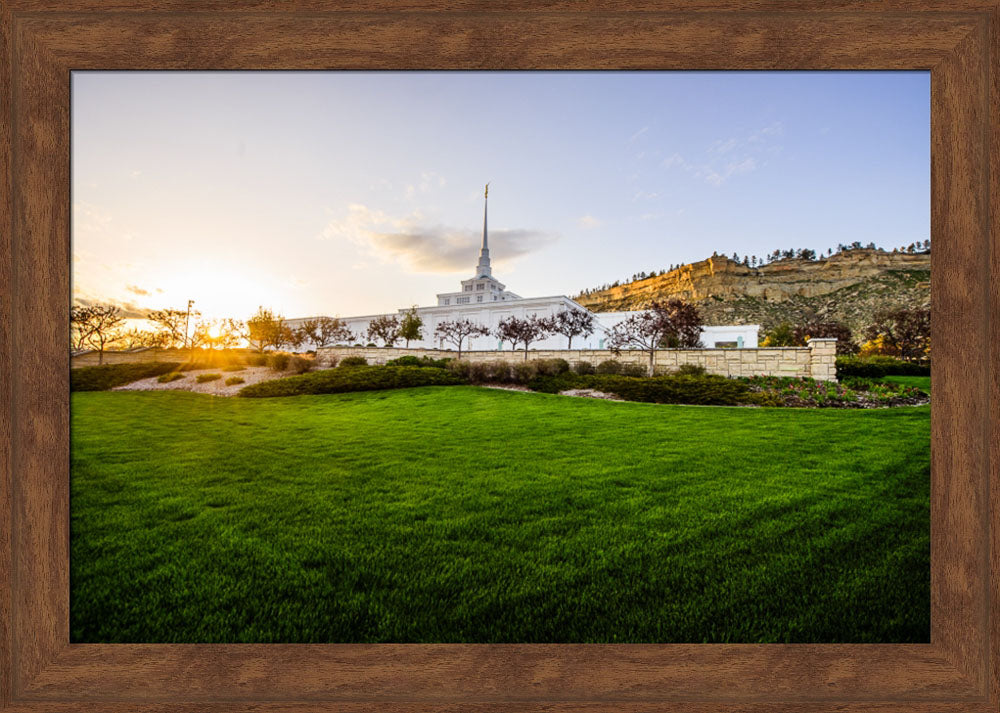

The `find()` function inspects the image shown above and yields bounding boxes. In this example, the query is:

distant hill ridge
[574,248,930,340]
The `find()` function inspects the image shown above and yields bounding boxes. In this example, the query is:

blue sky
[72,71,929,320]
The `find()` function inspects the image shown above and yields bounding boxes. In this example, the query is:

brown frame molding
[1,2,997,711]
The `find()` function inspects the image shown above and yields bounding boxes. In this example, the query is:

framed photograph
[2,2,996,712]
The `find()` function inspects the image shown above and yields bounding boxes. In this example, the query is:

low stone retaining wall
[317,338,838,381]
[71,348,254,368]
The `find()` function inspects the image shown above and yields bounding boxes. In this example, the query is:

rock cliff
[574,248,930,340]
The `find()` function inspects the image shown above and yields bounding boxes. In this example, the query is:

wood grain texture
[1,2,997,711]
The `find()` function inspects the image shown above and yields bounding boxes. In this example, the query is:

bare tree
[495,315,552,360]
[75,304,126,364]
[71,305,97,351]
[118,328,165,350]
[367,314,401,347]
[434,319,490,359]
[547,309,595,350]
[148,308,197,349]
[213,318,245,350]
[318,316,354,348]
[605,300,703,374]
[792,321,856,355]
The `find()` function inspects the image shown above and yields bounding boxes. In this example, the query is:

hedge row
[527,372,758,406]
[71,362,179,392]
[238,365,465,398]
[836,355,930,378]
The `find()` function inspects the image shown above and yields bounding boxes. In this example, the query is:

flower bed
[740,375,928,408]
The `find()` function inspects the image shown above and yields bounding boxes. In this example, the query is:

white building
[289,188,758,351]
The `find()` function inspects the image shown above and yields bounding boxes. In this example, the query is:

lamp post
[183,299,195,352]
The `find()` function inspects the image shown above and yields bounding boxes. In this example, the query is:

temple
[288,186,759,351]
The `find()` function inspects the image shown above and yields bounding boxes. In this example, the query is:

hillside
[574,248,930,342]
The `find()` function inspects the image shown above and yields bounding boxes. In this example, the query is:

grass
[883,375,930,392]
[70,387,930,643]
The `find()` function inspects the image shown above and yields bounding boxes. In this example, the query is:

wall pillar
[808,338,838,382]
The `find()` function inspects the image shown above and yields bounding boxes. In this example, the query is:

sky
[72,71,929,322]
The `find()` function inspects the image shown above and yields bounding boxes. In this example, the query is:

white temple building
[288,187,758,351]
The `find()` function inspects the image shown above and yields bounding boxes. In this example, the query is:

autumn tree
[148,308,198,349]
[367,314,401,347]
[399,307,424,347]
[792,321,856,355]
[761,323,798,347]
[434,318,490,359]
[547,308,595,349]
[605,300,703,374]
[246,307,287,352]
[864,308,930,362]
[72,304,126,364]
[213,318,246,350]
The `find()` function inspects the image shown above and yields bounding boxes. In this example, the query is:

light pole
[183,299,195,351]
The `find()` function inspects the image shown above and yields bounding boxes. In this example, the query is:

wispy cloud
[126,284,151,296]
[628,126,649,143]
[320,204,557,274]
[73,295,149,320]
[577,214,603,229]
[658,121,782,187]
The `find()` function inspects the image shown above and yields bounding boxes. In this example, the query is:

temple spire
[476,183,492,277]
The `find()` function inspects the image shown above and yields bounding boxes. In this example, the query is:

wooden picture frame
[1,2,996,711]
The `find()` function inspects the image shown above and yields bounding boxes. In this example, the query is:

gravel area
[113,366,293,397]
[558,389,624,401]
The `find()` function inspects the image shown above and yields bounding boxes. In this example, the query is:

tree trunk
[524,346,529,361]
[567,335,573,350]
[648,349,655,376]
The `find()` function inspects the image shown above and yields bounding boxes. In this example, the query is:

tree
[605,300,703,374]
[799,248,817,261]
[547,308,595,350]
[318,316,353,347]
[434,318,490,358]
[148,308,198,349]
[71,305,97,351]
[73,304,126,364]
[865,308,930,361]
[366,314,401,347]
[246,307,286,352]
[118,328,165,350]
[212,318,245,350]
[495,315,552,360]
[399,307,424,347]
[761,322,797,347]
[792,321,856,355]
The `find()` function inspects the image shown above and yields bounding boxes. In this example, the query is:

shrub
[223,364,244,372]
[70,362,179,392]
[595,359,623,375]
[511,361,538,384]
[533,358,570,376]
[466,360,512,384]
[836,355,930,378]
[446,359,473,380]
[225,376,245,386]
[289,355,312,374]
[386,355,452,369]
[323,355,339,368]
[267,352,291,371]
[239,365,466,398]
[246,354,268,367]
[573,361,596,375]
[676,363,707,376]
[157,372,185,383]
[620,363,648,377]
[339,356,368,368]
[196,373,222,383]
[525,372,754,405]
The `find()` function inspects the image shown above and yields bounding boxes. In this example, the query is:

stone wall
[317,338,839,381]
[71,348,253,368]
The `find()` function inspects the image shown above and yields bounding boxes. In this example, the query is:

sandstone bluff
[574,248,930,341]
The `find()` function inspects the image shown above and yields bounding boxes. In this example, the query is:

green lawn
[882,375,931,392]
[71,387,930,643]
